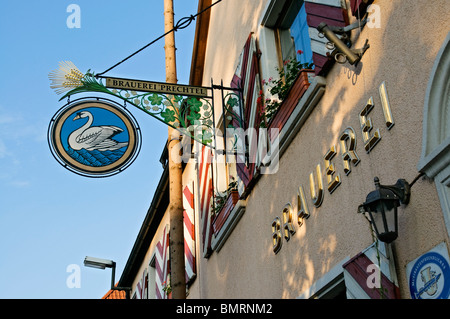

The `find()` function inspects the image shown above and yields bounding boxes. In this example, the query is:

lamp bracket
[326,16,368,35]
[379,178,411,205]
[317,16,370,66]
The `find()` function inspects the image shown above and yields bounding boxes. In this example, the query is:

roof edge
[189,0,212,86]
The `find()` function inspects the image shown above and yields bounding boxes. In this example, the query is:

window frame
[417,33,450,238]
[297,257,350,299]
[265,0,312,79]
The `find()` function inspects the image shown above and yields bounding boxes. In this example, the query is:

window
[299,242,400,299]
[312,275,348,299]
[297,258,350,299]
[263,0,352,77]
[258,1,323,155]
[148,254,157,299]
[418,34,450,237]
[273,1,313,71]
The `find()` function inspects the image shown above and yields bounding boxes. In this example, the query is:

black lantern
[358,177,411,243]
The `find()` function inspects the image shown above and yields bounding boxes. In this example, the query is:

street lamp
[84,256,114,269]
[84,256,131,299]
[358,177,411,243]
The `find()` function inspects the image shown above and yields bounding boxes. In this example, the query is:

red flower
[297,50,303,55]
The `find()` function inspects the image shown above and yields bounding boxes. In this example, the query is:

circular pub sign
[408,244,450,299]
[48,98,141,177]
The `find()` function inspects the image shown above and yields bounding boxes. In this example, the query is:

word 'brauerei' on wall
[271,82,395,254]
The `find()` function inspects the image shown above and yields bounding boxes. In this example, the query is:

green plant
[162,280,172,295]
[259,51,313,127]
[211,180,238,216]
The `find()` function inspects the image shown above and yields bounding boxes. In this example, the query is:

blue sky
[0,0,198,298]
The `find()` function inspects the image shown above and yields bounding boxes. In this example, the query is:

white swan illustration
[68,111,129,151]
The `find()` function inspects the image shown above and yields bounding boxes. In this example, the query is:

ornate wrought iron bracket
[49,62,247,150]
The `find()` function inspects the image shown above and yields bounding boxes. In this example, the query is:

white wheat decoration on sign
[48,61,85,95]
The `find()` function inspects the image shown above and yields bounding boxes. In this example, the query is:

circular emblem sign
[409,251,450,299]
[48,98,141,177]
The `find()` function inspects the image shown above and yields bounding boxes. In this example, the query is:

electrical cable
[410,172,425,188]
[96,0,223,77]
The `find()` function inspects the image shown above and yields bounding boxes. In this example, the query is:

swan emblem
[68,111,128,151]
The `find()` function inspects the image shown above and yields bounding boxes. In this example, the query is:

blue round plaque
[48,98,141,177]
[409,251,450,299]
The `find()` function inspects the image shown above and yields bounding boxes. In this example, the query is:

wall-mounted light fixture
[84,256,131,299]
[317,19,370,66]
[358,177,411,243]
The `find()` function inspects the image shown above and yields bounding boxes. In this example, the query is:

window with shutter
[343,242,400,299]
[304,0,350,75]
[155,225,170,299]
[229,33,262,197]
[298,242,399,299]
[259,1,319,140]
[262,0,350,77]
[135,268,148,299]
[257,0,351,140]
[198,144,214,257]
[275,1,314,73]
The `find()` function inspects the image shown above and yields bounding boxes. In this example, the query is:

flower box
[268,69,314,134]
[212,190,239,235]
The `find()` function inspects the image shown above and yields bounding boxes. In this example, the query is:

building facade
[118,0,450,299]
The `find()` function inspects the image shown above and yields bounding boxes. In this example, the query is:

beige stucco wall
[194,0,450,299]
[203,0,269,85]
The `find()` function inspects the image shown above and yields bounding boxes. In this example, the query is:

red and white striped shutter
[135,268,148,299]
[155,225,170,299]
[343,242,400,299]
[230,33,263,195]
[198,145,214,258]
[304,0,350,75]
[349,0,374,17]
[183,182,196,282]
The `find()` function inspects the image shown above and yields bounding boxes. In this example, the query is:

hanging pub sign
[48,61,215,145]
[48,98,141,177]
[48,61,243,177]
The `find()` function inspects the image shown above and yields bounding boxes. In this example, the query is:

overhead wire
[96,0,223,77]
